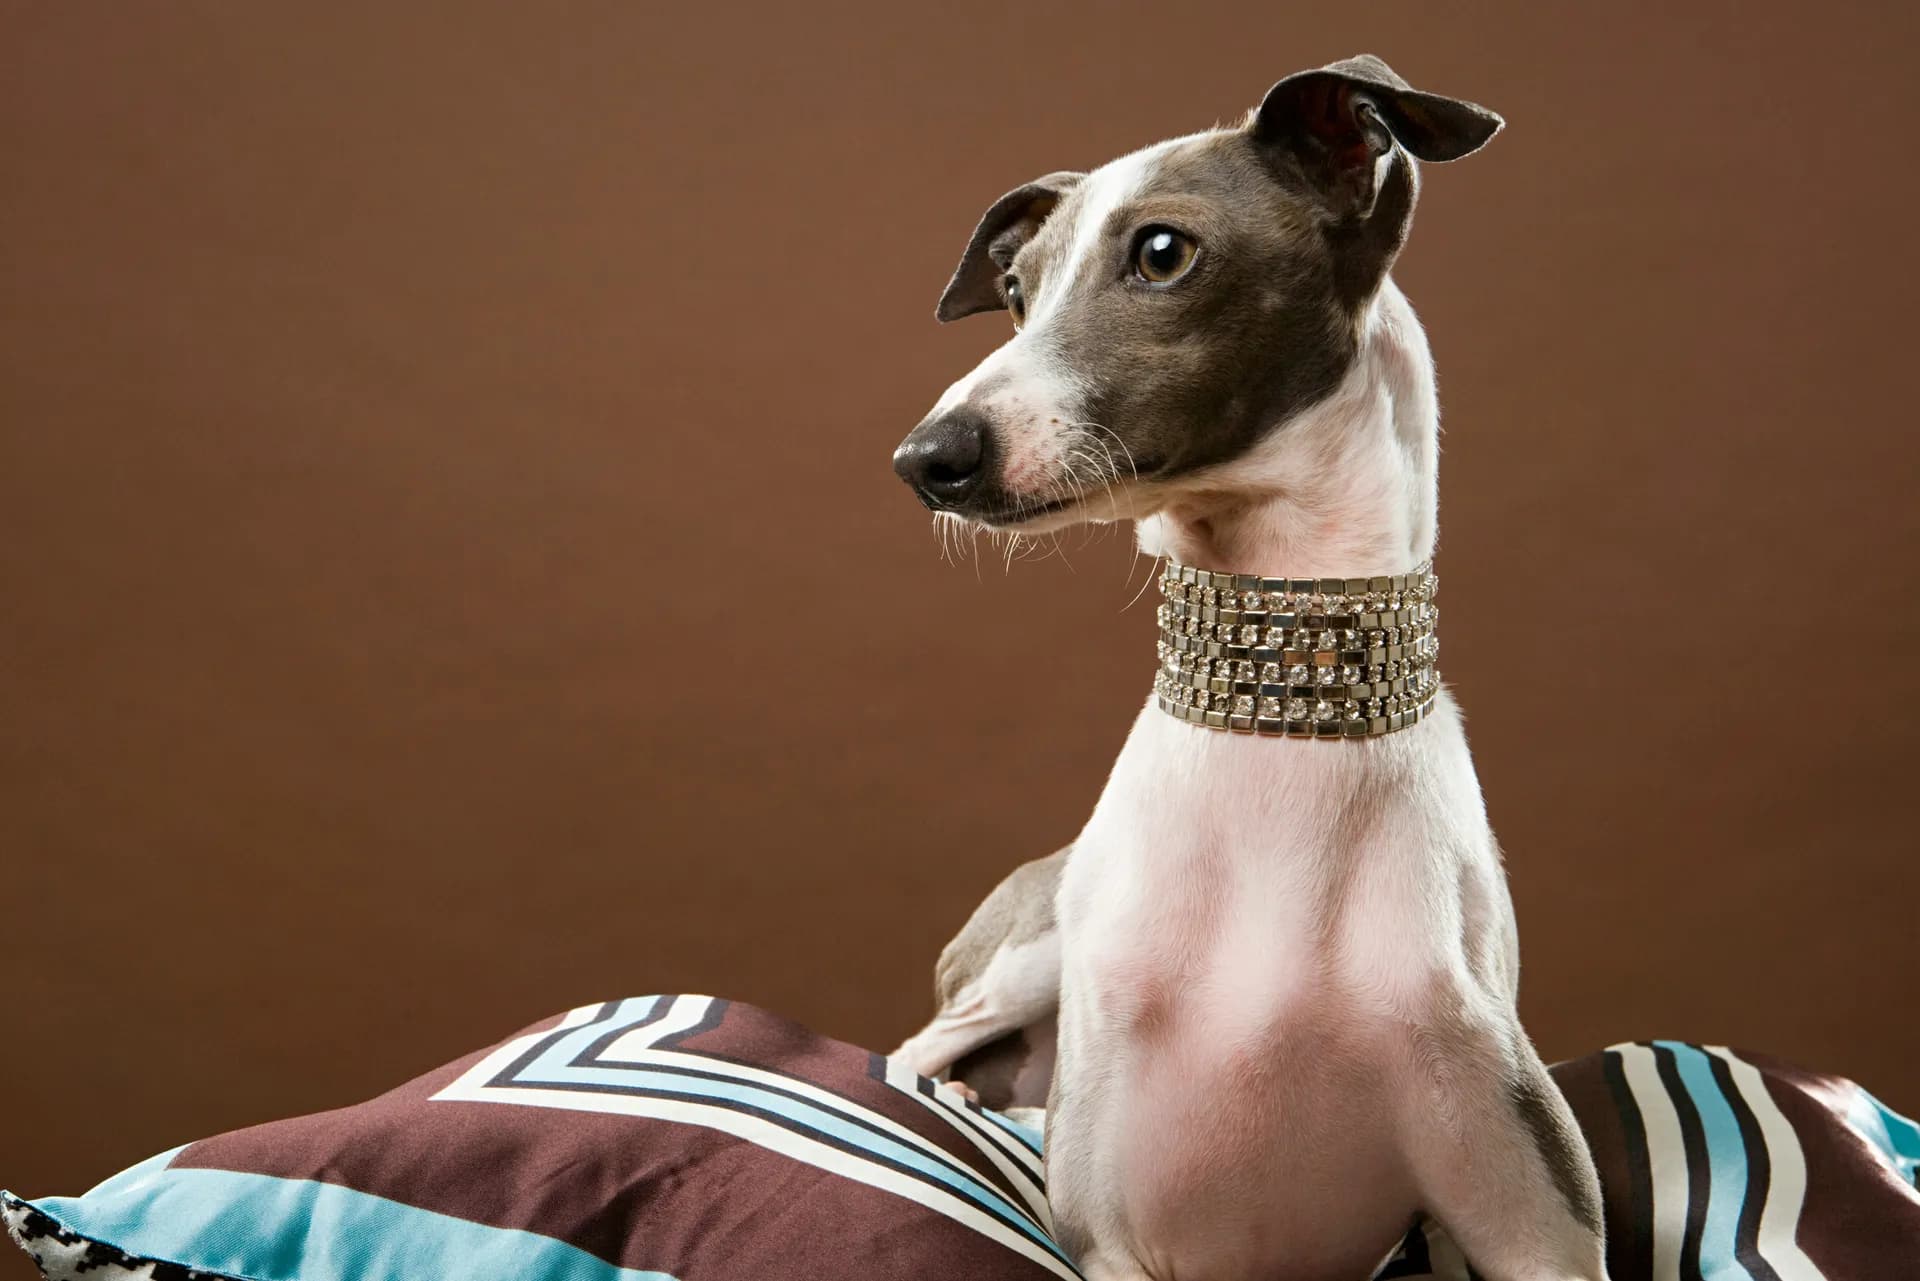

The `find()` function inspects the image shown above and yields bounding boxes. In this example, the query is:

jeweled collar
[1153,561,1439,738]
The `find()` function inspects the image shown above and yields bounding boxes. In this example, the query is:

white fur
[1135,280,1440,576]
[900,280,1608,1281]
[1027,142,1174,330]
[894,932,1061,1076]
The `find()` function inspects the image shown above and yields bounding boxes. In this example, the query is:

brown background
[3,0,1916,1252]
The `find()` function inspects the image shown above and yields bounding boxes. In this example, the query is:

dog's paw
[940,1078,980,1104]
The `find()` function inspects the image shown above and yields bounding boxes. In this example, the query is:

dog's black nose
[894,409,989,506]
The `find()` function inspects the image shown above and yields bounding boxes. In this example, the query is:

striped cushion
[1380,1042,1920,1279]
[5,1000,1917,1281]
[5,996,1068,1281]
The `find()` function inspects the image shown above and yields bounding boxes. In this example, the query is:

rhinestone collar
[1153,561,1439,739]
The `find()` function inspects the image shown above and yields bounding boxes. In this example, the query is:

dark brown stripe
[1597,1049,1655,1281]
[1371,1220,1432,1279]
[1743,1050,1920,1279]
[172,1002,1065,1280]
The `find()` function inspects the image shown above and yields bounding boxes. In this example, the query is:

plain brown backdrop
[4,2,1916,1256]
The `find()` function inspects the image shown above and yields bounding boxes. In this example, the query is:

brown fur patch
[1000,129,1360,487]
[1511,1063,1606,1234]
[932,846,1066,1007]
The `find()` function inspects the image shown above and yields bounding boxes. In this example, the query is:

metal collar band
[1154,561,1439,739]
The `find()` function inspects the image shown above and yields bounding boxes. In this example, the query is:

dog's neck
[1137,279,1438,581]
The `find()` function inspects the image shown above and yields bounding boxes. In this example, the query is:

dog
[888,56,1610,1281]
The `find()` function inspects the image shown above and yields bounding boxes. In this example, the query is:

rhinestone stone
[1284,697,1309,720]
[1233,694,1255,715]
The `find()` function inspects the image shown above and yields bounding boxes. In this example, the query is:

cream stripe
[878,1055,1052,1229]
[435,999,1053,1238]
[438,1000,616,1092]
[1419,1217,1473,1280]
[1616,1043,1689,1281]
[544,1040,1050,1232]
[1704,1046,1825,1281]
[432,1078,1080,1280]
[597,994,715,1057]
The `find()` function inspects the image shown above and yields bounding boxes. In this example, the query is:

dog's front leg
[892,847,1066,1085]
[1400,1012,1610,1281]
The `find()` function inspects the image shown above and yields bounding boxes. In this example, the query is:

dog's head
[893,55,1500,531]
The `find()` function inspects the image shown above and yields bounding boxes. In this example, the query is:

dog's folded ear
[1252,54,1501,222]
[935,171,1084,323]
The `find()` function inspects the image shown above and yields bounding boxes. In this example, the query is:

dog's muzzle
[893,408,991,511]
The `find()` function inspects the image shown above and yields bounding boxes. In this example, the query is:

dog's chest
[1059,701,1471,1014]
[1047,698,1492,1277]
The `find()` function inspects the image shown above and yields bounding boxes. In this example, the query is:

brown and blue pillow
[6,995,1918,1280]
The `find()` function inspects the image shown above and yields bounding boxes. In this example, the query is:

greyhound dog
[889,56,1609,1281]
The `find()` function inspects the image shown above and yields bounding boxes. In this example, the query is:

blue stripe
[978,1106,1045,1157]
[1855,1087,1920,1184]
[500,999,1063,1259]
[23,1167,677,1281]
[507,1060,1063,1255]
[75,1143,191,1200]
[516,996,666,1075]
[1655,1040,1758,1281]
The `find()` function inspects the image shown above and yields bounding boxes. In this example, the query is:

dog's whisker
[1120,550,1163,613]
[1065,445,1118,519]
[1069,420,1139,483]
[1062,425,1139,525]
[939,512,959,566]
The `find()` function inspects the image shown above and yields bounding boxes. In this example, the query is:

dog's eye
[1004,276,1026,326]
[1134,228,1198,284]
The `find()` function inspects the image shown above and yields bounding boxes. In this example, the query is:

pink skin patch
[994,406,1069,500]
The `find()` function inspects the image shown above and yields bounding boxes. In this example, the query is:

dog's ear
[1251,54,1501,223]
[935,171,1084,323]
